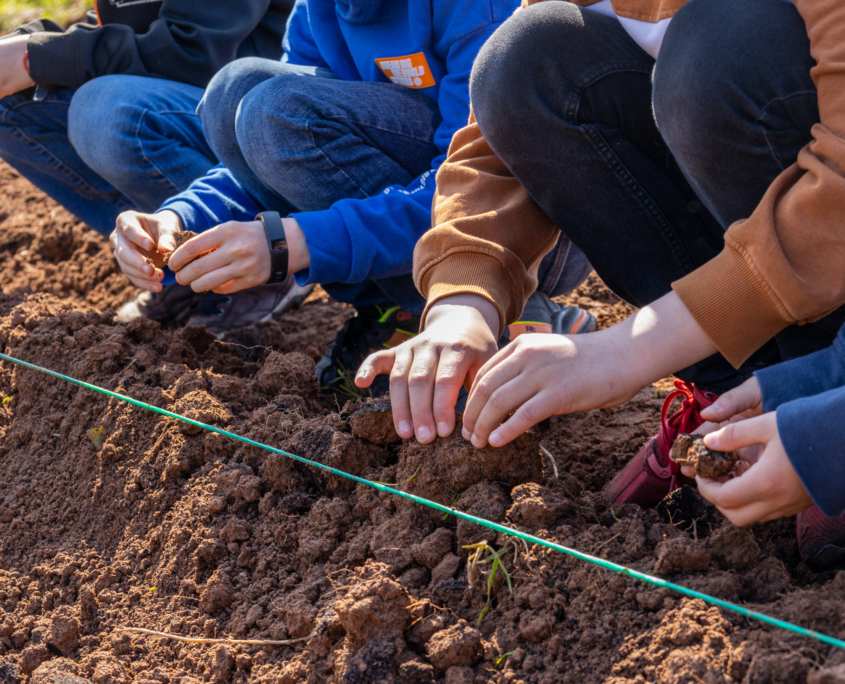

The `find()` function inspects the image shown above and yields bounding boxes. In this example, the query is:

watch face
[270,238,288,252]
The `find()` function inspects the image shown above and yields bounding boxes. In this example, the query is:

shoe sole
[260,282,315,323]
[807,544,845,572]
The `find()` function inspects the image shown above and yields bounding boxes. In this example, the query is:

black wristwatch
[256,211,289,283]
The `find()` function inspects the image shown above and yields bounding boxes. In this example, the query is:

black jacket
[15,0,293,91]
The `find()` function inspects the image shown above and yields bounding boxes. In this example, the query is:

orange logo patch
[375,52,436,89]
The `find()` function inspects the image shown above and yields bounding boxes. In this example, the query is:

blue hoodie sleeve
[289,23,502,286]
[156,0,326,232]
[282,0,330,69]
[158,164,261,231]
[778,385,845,517]
[755,323,845,413]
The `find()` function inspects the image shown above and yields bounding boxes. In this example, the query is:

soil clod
[670,433,738,478]
[162,230,198,265]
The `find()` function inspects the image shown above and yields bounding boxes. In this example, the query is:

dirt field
[1,161,845,684]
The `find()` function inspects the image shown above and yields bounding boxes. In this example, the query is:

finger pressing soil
[670,433,738,478]
[162,230,198,266]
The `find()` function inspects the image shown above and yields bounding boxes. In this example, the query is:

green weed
[464,541,514,627]
[442,492,461,521]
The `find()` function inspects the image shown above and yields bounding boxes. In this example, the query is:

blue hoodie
[755,325,845,518]
[160,0,517,288]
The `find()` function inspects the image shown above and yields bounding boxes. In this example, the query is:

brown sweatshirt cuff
[672,241,790,369]
[418,252,518,337]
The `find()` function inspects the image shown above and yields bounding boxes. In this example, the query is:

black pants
[471,0,842,393]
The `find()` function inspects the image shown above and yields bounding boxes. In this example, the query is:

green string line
[1,351,843,650]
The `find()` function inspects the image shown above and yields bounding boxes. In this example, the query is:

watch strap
[256,211,289,284]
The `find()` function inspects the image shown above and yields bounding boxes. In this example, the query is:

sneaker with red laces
[605,379,718,508]
[796,506,845,572]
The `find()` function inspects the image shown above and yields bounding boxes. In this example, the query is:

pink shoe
[605,380,717,508]
[797,506,845,572]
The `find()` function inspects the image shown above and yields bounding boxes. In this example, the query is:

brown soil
[671,434,738,479]
[1,160,844,684]
[162,232,199,267]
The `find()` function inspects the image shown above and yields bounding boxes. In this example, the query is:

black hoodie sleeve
[22,0,288,91]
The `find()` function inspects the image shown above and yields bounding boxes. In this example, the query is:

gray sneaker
[186,276,314,336]
[115,283,199,325]
[505,290,596,339]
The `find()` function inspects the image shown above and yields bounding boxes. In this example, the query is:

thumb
[703,413,775,453]
[701,377,761,422]
[355,350,396,388]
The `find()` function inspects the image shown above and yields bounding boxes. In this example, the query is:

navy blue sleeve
[158,165,261,231]
[778,385,845,517]
[756,324,845,413]
[289,24,501,287]
[27,0,285,90]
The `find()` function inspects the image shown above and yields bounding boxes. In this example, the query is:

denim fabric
[0,76,216,236]
[471,0,839,393]
[198,58,441,312]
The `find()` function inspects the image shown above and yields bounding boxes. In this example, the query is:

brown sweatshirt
[416,0,845,369]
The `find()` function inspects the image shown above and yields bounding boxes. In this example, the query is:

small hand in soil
[670,433,738,478]
[162,230,198,266]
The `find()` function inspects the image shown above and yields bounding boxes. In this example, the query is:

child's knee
[68,77,141,177]
[234,76,325,177]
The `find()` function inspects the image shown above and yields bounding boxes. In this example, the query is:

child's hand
[111,210,183,292]
[700,376,763,423]
[462,330,641,448]
[168,217,310,294]
[355,294,500,444]
[695,412,813,526]
[167,220,269,294]
[0,35,35,99]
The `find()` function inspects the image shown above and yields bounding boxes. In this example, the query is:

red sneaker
[797,506,845,572]
[605,380,718,507]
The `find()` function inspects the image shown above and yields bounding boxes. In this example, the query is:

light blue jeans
[0,76,217,236]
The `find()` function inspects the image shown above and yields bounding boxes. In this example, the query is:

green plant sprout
[87,426,105,449]
[464,541,513,626]
[495,651,516,669]
[372,464,422,487]
[1,396,10,405]
[442,492,461,521]
[323,361,367,400]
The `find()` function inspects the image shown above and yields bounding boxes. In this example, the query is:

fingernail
[417,426,431,442]
[462,426,471,440]
[490,431,502,446]
[398,421,412,436]
[471,433,484,448]
[144,240,153,250]
[437,422,450,436]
